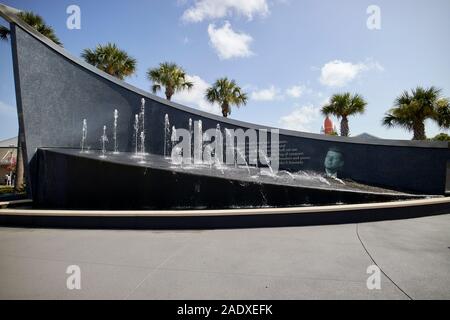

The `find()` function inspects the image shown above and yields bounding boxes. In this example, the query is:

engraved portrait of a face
[324,147,344,178]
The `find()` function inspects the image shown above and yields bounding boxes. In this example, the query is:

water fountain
[2,4,441,218]
[171,126,177,153]
[48,96,431,208]
[215,124,222,166]
[214,157,225,175]
[164,114,171,159]
[194,120,203,165]
[170,126,184,166]
[259,150,274,176]
[237,148,251,175]
[170,126,181,160]
[315,174,331,186]
[203,144,213,167]
[328,175,345,185]
[113,109,119,154]
[140,131,146,157]
[224,128,250,172]
[293,170,331,186]
[138,98,147,157]
[28,107,429,210]
[140,98,146,134]
[95,110,349,187]
[225,128,237,168]
[80,119,87,153]
[100,125,108,158]
[189,118,193,162]
[133,114,139,158]
[279,170,295,180]
[171,145,183,166]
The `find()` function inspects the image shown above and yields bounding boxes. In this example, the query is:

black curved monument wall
[2,3,450,201]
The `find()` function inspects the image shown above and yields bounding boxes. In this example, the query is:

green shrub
[432,133,450,141]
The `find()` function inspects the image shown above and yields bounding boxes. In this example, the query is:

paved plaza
[0,214,449,300]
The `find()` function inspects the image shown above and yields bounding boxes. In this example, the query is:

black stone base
[32,148,423,210]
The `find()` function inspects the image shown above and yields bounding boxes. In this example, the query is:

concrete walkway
[0,214,449,300]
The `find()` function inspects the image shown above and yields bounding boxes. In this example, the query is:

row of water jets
[163,115,341,185]
[81,98,148,161]
[164,115,257,174]
[79,98,343,186]
[79,100,274,175]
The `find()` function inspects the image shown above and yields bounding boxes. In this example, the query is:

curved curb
[0,198,449,229]
[0,197,447,217]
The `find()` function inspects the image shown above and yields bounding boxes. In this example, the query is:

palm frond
[204,77,247,116]
[382,114,414,131]
[0,25,10,41]
[151,84,161,94]
[17,11,62,46]
[385,86,446,138]
[321,92,366,118]
[434,98,450,128]
[82,43,136,79]
[146,62,193,98]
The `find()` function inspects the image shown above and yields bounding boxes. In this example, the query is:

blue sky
[1,0,450,141]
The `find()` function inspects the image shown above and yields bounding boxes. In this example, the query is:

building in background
[0,137,17,186]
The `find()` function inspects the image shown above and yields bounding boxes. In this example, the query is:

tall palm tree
[82,43,136,80]
[17,11,62,45]
[0,11,62,45]
[321,93,367,137]
[147,62,193,101]
[382,86,450,140]
[205,78,248,117]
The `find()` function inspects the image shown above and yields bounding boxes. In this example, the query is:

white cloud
[285,85,307,98]
[207,22,254,60]
[182,0,269,23]
[249,83,317,101]
[251,86,281,101]
[279,104,320,132]
[319,59,383,87]
[172,75,221,115]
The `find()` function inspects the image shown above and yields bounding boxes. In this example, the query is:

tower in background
[321,116,336,135]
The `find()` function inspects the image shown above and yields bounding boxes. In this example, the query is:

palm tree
[147,62,193,101]
[82,43,137,80]
[0,11,62,45]
[382,86,450,140]
[205,78,248,117]
[321,93,367,137]
[17,11,62,45]
[0,25,9,40]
